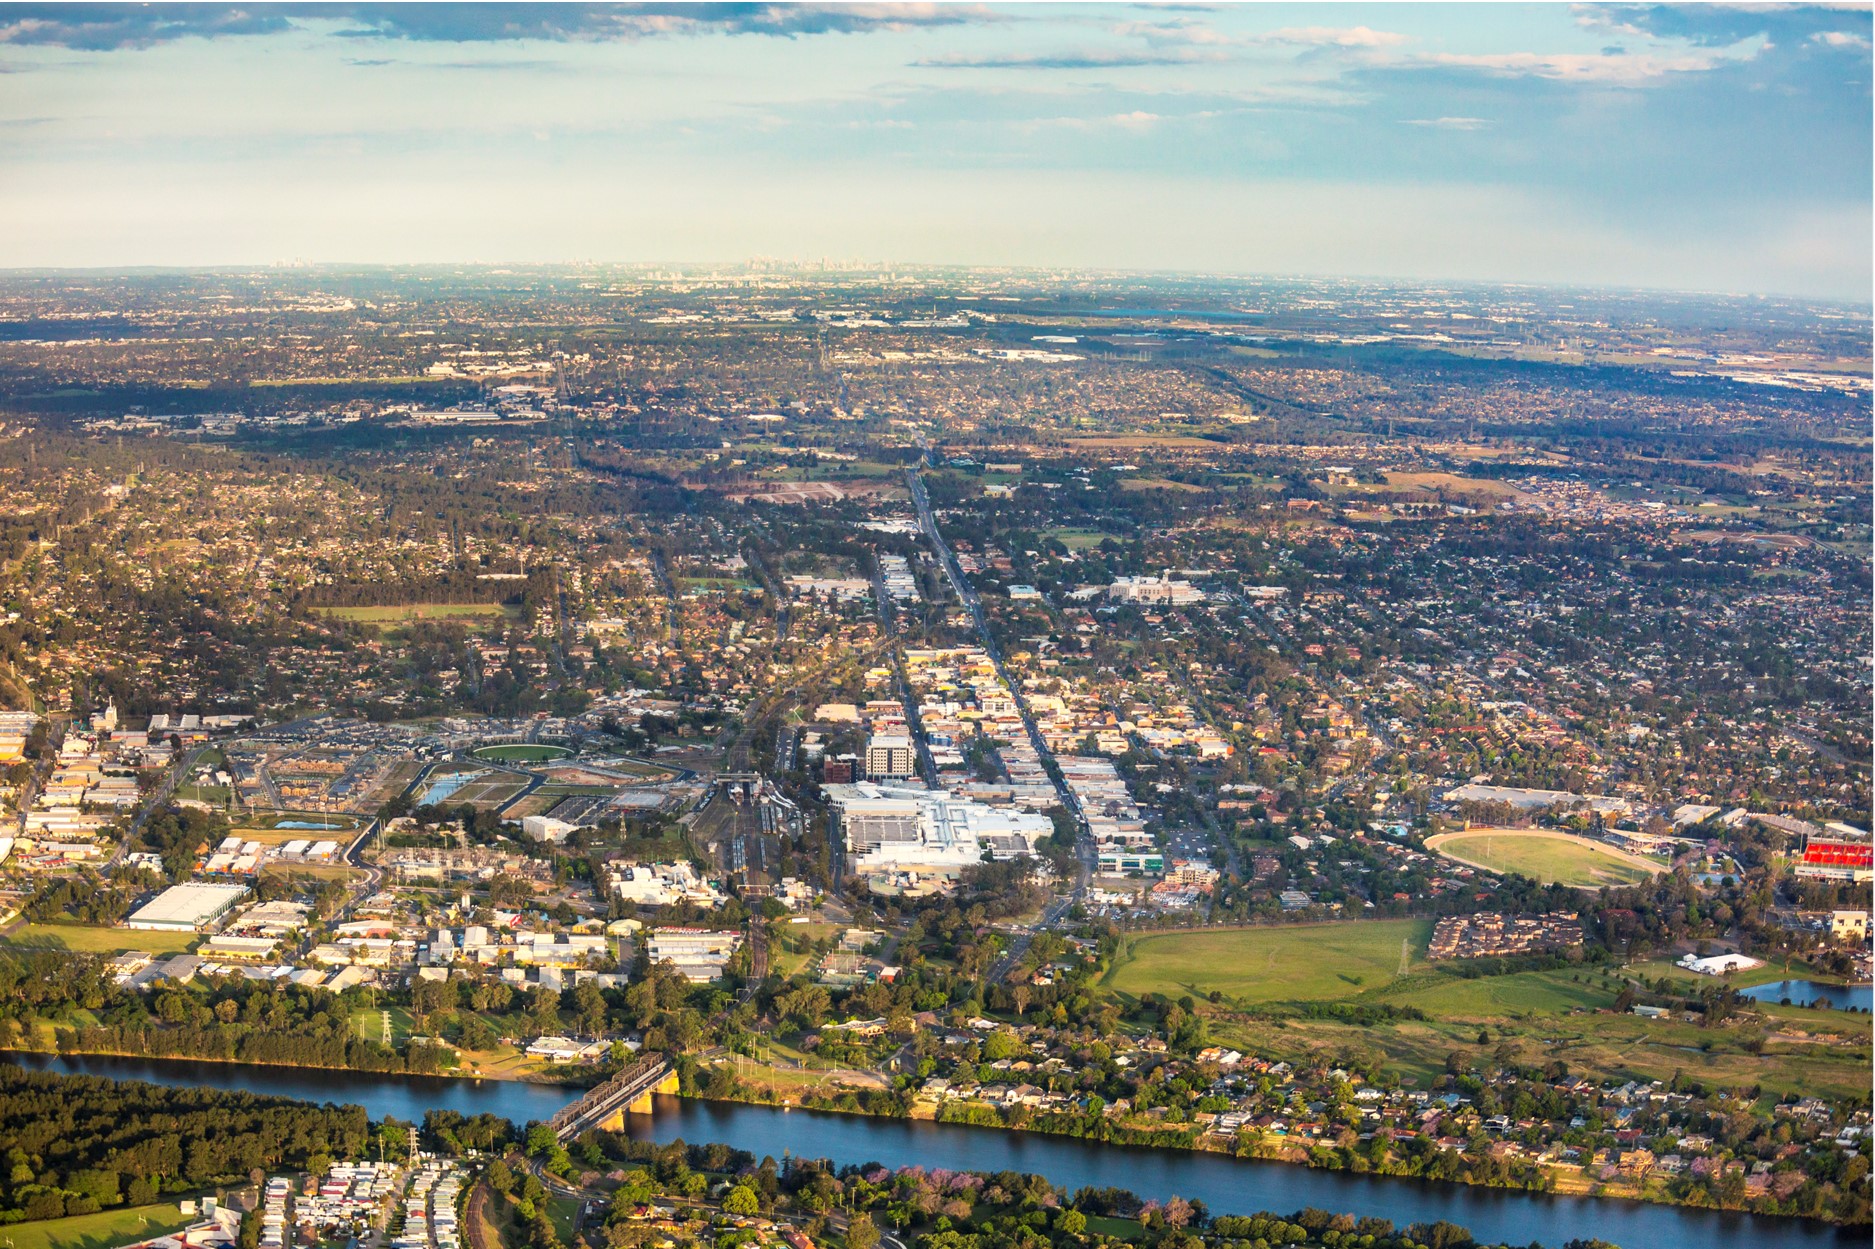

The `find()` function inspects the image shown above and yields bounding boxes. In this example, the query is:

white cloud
[1400,117,1493,130]
[1110,19,1239,48]
[1811,30,1873,49]
[1107,110,1162,131]
[1412,48,1737,83]
[1257,26,1410,49]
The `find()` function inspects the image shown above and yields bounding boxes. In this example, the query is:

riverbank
[13,1038,1871,1228]
[12,1041,1868,1229]
[1,1040,594,1089]
[686,1063,1867,1228]
[5,1050,1861,1249]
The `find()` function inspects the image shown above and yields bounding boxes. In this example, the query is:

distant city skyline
[1,2,1870,298]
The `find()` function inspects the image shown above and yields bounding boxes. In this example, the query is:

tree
[722,1185,760,1217]
[530,985,562,1038]
[845,1211,878,1249]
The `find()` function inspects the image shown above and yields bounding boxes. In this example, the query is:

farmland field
[1102,919,1432,1005]
[1427,829,1663,888]
[1,1204,191,1249]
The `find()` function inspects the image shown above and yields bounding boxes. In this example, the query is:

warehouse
[644,928,743,982]
[126,881,250,931]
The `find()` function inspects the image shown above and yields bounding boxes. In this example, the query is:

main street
[110,740,215,867]
[905,469,1093,894]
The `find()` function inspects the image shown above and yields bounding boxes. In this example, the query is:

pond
[1735,980,1873,1012]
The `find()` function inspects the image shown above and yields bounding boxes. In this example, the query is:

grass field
[1118,477,1206,493]
[1042,528,1113,551]
[352,1004,413,1045]
[1383,471,1528,499]
[471,743,573,763]
[1067,434,1225,450]
[0,1204,189,1249]
[1103,919,1433,1005]
[1,922,196,956]
[259,862,363,885]
[1106,921,1872,1099]
[1428,830,1663,888]
[441,778,527,809]
[545,1195,580,1245]
[318,603,520,626]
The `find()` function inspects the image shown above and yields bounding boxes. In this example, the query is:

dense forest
[0,1066,371,1224]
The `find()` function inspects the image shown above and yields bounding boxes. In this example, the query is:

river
[3,1053,1858,1249]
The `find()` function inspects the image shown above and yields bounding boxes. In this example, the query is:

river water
[3,1053,1858,1249]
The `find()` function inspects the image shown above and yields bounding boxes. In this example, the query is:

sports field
[2,1204,191,1249]
[1427,829,1663,888]
[318,603,519,625]
[1103,919,1433,1005]
[471,743,573,763]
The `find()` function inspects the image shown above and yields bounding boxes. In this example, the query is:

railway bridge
[547,1055,676,1141]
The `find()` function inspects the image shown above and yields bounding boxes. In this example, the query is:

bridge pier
[549,1057,677,1141]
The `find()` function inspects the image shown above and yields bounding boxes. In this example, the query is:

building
[1795,832,1873,882]
[826,781,1052,875]
[1678,952,1763,976]
[610,860,725,909]
[1429,912,1585,961]
[865,733,917,781]
[1108,572,1204,606]
[1443,783,1630,818]
[1099,850,1165,876]
[644,928,744,982]
[126,882,250,931]
[521,815,578,844]
[199,934,279,960]
[1830,910,1870,943]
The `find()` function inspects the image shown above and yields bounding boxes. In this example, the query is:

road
[110,742,215,866]
[7,714,66,838]
[870,558,938,784]
[905,468,1093,891]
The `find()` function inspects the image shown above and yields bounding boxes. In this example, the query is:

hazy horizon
[2,2,1871,299]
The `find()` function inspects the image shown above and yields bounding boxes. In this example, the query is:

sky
[1,2,1871,298]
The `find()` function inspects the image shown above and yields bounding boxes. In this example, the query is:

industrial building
[644,928,743,982]
[126,881,250,931]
